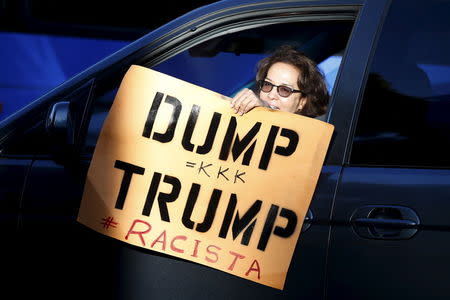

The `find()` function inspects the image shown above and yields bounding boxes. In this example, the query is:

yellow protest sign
[77,65,334,290]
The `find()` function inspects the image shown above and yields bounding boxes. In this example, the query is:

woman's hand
[230,88,268,115]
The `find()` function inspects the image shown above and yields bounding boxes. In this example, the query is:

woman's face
[259,62,306,113]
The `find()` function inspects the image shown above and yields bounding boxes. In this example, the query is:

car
[1,0,450,299]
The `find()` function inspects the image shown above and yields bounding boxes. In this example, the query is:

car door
[1,1,363,299]
[327,0,450,299]
[110,4,362,300]
[84,15,357,300]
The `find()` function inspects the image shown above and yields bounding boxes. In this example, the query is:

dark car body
[2,0,450,299]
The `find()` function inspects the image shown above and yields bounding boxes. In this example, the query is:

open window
[83,19,353,154]
[153,21,352,98]
[0,17,355,159]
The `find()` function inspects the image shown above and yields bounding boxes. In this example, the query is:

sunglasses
[258,80,304,97]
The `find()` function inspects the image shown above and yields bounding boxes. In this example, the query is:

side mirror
[46,101,74,145]
[45,79,95,158]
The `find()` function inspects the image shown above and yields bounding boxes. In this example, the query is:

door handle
[353,218,417,228]
[350,205,420,240]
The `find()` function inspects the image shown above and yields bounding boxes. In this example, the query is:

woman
[230,45,329,117]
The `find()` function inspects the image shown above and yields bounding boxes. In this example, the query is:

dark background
[1,0,218,40]
[0,0,218,121]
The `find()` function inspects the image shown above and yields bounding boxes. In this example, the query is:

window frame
[325,0,391,166]
[82,16,359,156]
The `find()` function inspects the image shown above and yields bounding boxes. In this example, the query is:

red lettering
[125,219,152,246]
[170,235,187,253]
[191,239,201,258]
[227,251,245,271]
[205,245,221,263]
[151,230,167,251]
[245,259,261,280]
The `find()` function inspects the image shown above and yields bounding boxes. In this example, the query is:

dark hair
[256,45,329,117]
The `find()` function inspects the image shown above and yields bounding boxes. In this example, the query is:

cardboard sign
[77,65,334,289]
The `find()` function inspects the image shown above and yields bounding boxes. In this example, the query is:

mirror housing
[45,79,95,159]
[46,101,74,145]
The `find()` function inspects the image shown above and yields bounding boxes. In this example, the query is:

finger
[231,89,249,108]
[232,90,250,114]
[239,102,254,115]
[238,91,257,115]
[235,92,250,115]
[233,95,246,113]
[241,97,261,115]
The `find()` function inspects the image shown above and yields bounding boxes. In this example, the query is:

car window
[153,21,349,97]
[83,20,353,154]
[351,0,450,168]
[0,18,354,157]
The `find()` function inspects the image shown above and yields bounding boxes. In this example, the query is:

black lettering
[219,117,237,161]
[196,188,221,232]
[219,194,237,239]
[232,126,260,165]
[152,95,182,143]
[231,200,261,246]
[257,204,278,251]
[234,170,246,184]
[196,112,221,155]
[219,117,261,166]
[182,107,221,155]
[181,183,200,229]
[182,105,200,152]
[142,172,162,216]
[141,173,181,222]
[198,161,212,177]
[257,205,298,251]
[181,184,221,233]
[157,175,181,222]
[219,196,262,247]
[259,126,299,170]
[114,160,145,210]
[274,208,297,238]
[275,128,299,157]
[258,126,279,170]
[217,166,229,181]
[142,92,164,138]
